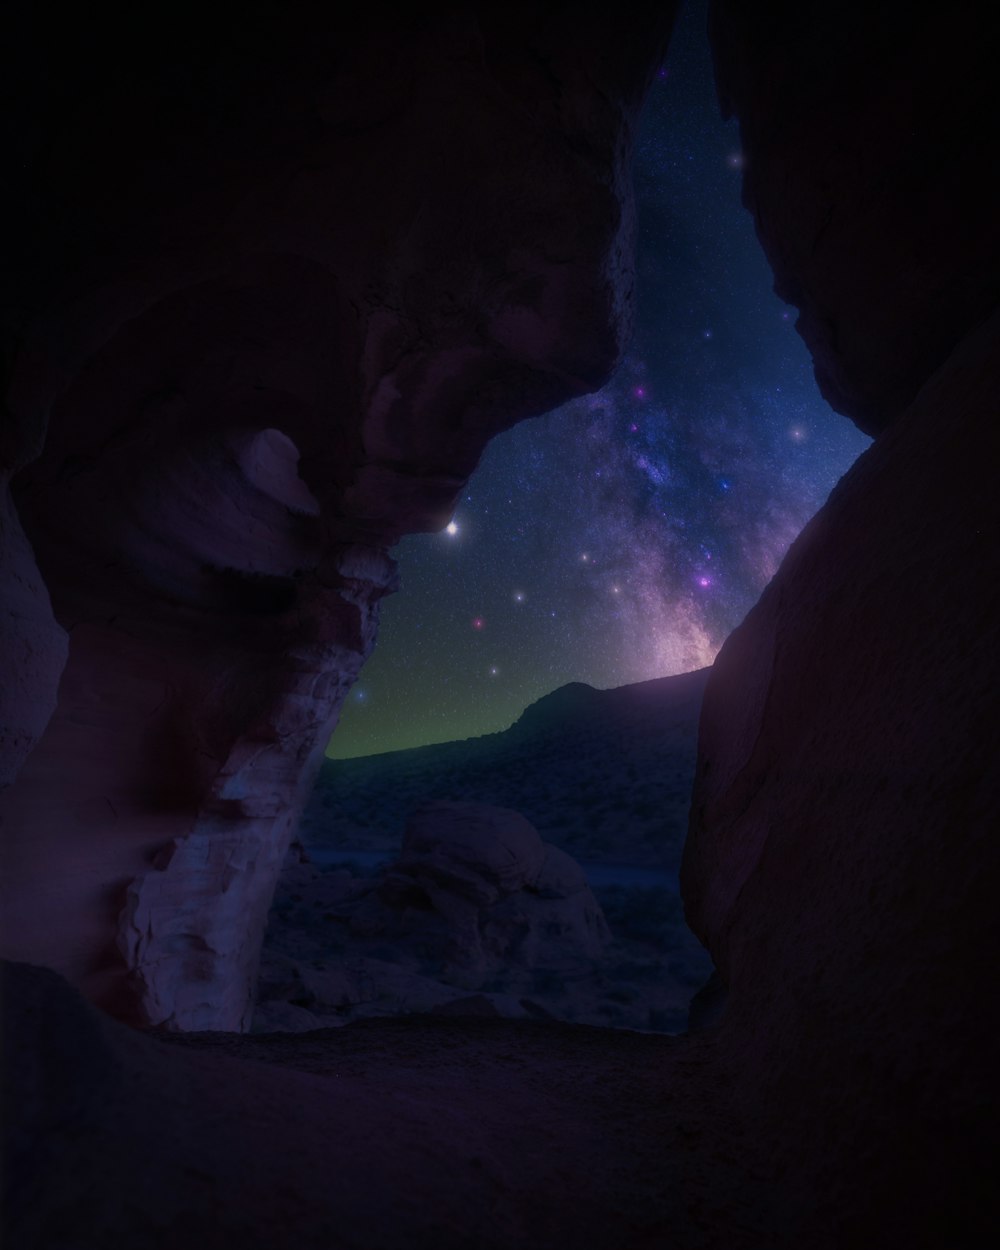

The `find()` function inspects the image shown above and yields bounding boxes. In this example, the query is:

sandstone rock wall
[678,3,1000,1236]
[684,308,1000,1236]
[709,0,1000,434]
[0,3,674,1027]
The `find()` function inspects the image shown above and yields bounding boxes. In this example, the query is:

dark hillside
[302,668,709,868]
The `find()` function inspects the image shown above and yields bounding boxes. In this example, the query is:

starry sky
[328,1,871,760]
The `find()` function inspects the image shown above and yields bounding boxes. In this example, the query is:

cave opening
[329,0,871,763]
[3,0,997,1243]
[260,0,871,1039]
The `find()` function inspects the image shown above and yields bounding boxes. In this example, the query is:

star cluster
[331,2,870,759]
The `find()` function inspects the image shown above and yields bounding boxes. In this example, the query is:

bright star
[445,521,458,535]
[472,617,484,630]
[513,591,526,603]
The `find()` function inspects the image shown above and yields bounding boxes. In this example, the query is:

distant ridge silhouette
[302,668,711,869]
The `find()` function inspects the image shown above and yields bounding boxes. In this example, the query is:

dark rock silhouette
[3,958,758,1250]
[709,1,1000,434]
[681,304,1000,1243]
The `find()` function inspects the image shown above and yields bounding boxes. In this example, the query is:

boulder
[531,844,590,899]
[400,801,547,898]
[484,891,610,972]
[333,804,611,987]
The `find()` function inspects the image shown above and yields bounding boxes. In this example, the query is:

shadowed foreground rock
[681,305,1000,1249]
[2,961,758,1250]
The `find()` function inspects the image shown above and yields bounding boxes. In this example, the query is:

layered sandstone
[0,3,673,1027]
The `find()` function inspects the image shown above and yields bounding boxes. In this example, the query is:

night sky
[329,2,870,760]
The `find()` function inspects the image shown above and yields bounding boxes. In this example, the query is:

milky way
[330,1,871,758]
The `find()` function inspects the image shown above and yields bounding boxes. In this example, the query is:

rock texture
[671,2,1000,1238]
[398,801,549,900]
[252,803,708,1035]
[0,477,67,792]
[1,362,68,792]
[0,4,673,1027]
[351,800,610,979]
[681,304,1000,1243]
[2,959,763,1250]
[367,816,608,979]
[709,0,1000,434]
